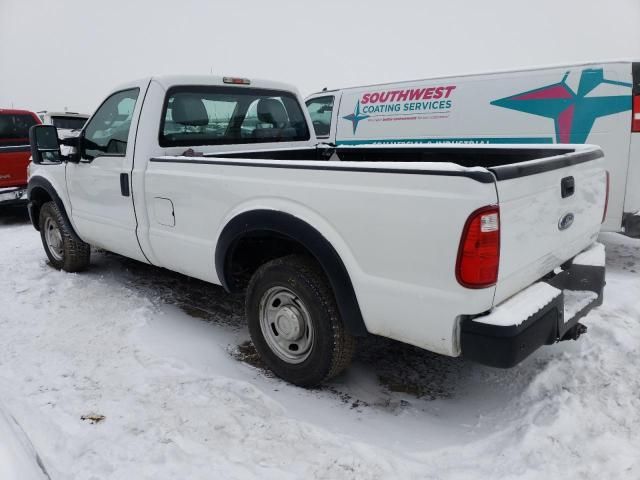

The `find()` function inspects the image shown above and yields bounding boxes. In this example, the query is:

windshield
[51,116,88,130]
[0,113,38,145]
[160,86,310,147]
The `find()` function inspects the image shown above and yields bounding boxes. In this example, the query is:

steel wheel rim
[259,286,314,364]
[44,217,64,262]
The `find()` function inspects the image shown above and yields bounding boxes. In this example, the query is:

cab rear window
[159,86,310,147]
[0,113,38,145]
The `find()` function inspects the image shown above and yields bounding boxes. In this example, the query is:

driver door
[66,86,147,262]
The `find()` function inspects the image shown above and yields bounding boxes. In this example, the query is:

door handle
[120,173,130,197]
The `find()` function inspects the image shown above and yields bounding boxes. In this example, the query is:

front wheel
[245,254,355,387]
[39,201,90,272]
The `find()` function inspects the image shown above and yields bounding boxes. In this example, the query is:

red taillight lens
[632,95,640,132]
[223,77,251,85]
[456,205,500,288]
[602,171,610,224]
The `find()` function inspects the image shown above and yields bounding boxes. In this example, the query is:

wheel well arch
[215,210,368,337]
[27,186,52,229]
[27,176,80,241]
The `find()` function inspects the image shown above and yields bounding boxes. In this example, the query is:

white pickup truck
[27,75,607,387]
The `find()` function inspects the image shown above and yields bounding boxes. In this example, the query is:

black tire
[39,201,91,272]
[246,254,355,387]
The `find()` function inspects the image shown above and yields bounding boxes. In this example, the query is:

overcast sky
[1,0,639,113]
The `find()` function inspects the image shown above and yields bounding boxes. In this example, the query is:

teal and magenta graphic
[343,101,369,134]
[491,68,632,143]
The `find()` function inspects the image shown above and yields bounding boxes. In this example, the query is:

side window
[305,95,334,138]
[83,88,140,160]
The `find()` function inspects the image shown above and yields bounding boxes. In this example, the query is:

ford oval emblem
[558,212,575,231]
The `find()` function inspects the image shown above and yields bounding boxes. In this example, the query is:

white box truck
[37,111,90,138]
[306,61,640,236]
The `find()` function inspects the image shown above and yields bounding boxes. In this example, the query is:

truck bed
[143,143,605,356]
[206,143,598,175]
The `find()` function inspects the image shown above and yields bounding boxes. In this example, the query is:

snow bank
[0,405,49,480]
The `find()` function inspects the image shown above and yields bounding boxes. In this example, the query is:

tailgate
[492,145,607,305]
[0,145,31,188]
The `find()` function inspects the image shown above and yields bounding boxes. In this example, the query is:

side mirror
[29,125,61,164]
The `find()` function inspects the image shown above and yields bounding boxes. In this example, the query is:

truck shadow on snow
[234,336,467,407]
[0,205,30,226]
[90,249,471,403]
[87,249,554,410]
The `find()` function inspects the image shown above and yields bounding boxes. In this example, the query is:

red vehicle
[0,109,41,205]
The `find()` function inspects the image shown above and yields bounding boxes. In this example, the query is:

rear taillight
[456,205,500,289]
[633,95,640,132]
[602,171,610,224]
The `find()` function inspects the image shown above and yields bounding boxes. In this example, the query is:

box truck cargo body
[306,61,640,235]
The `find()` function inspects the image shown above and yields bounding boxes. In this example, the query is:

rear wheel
[39,201,90,272]
[245,254,355,387]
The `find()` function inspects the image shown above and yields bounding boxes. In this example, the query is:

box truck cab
[306,61,640,236]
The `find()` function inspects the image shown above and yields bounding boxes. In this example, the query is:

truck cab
[0,109,41,205]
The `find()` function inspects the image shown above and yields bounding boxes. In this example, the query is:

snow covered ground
[0,205,638,479]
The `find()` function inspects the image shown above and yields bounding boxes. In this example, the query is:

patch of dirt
[80,414,105,424]
[355,335,464,401]
[231,335,463,408]
[91,251,246,329]
[231,341,369,408]
[232,341,268,371]
[322,385,370,409]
